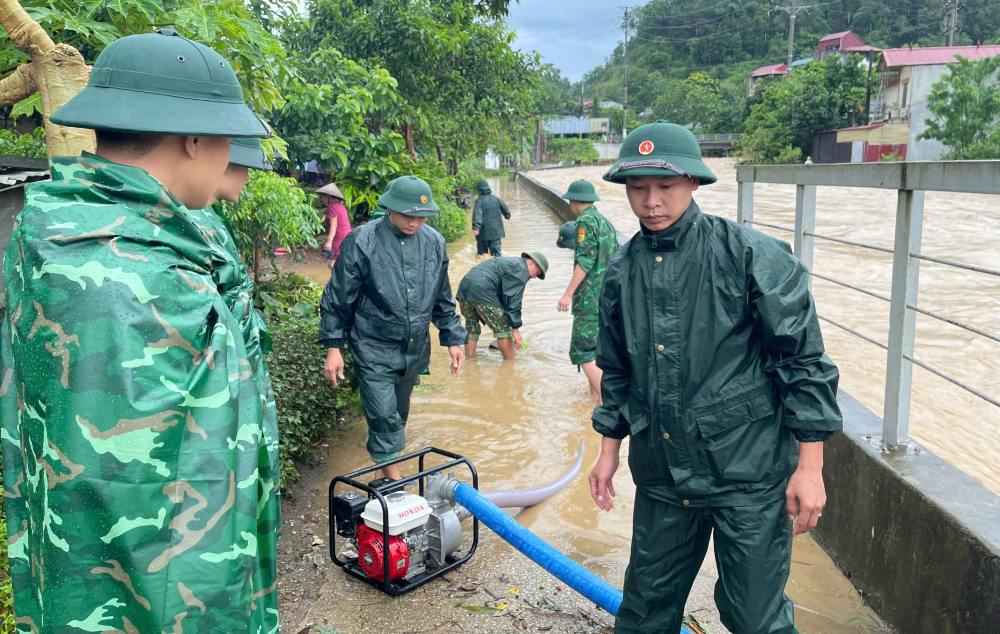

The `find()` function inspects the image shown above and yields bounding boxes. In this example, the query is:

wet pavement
[287,176,887,633]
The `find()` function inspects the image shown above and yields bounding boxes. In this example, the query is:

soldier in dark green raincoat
[556,180,618,403]
[0,31,278,632]
[588,121,843,634]
[471,179,510,257]
[320,176,467,480]
[457,252,548,360]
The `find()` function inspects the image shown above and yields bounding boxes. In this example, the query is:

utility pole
[944,0,960,46]
[774,1,812,73]
[622,7,630,140]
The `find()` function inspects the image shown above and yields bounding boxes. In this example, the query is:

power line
[773,1,812,71]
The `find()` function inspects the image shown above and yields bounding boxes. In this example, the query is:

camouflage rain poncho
[0,153,279,633]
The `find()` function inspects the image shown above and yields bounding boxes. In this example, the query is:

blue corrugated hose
[452,481,694,633]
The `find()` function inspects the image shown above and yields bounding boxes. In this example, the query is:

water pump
[329,448,478,595]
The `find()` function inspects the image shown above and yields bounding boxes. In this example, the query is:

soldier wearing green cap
[587,121,842,634]
[457,252,547,360]
[556,179,618,403]
[471,178,511,257]
[0,29,278,633]
[320,176,467,480]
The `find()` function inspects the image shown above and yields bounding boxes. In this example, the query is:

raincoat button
[662,432,670,441]
[682,499,690,507]
[657,344,665,352]
[655,256,663,263]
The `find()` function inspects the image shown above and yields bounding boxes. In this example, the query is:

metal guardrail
[736,161,1000,450]
[695,133,742,143]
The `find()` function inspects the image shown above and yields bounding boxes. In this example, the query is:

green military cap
[603,120,716,185]
[377,176,439,217]
[561,179,600,202]
[475,179,491,193]
[52,29,267,138]
[370,205,387,220]
[229,137,266,169]
[556,221,577,249]
[522,251,549,280]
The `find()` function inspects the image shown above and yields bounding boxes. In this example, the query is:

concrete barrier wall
[817,394,1000,634]
[517,166,1000,634]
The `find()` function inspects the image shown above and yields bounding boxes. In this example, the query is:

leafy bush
[262,274,358,490]
[428,201,468,243]
[546,137,600,164]
[222,171,323,284]
[0,128,46,159]
[1,469,13,633]
[774,145,803,164]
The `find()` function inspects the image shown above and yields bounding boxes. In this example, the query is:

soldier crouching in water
[0,30,278,632]
[320,176,467,480]
[589,121,843,633]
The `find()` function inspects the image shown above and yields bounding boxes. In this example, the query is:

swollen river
[291,171,887,632]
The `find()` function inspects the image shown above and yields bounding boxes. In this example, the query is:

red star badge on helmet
[638,140,655,155]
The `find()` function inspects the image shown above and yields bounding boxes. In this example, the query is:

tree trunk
[0,0,95,156]
[404,123,416,158]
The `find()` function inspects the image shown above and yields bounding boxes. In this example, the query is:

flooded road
[291,175,884,632]
[530,160,1000,496]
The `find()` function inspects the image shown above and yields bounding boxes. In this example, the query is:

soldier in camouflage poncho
[0,31,277,633]
[556,180,619,403]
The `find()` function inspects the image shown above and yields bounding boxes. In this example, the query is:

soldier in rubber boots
[320,176,467,480]
[0,30,278,632]
[556,179,619,403]
[588,121,843,634]
[471,178,511,257]
[457,251,548,360]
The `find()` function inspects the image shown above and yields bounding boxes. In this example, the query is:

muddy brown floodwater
[530,160,1000,497]
[283,175,886,633]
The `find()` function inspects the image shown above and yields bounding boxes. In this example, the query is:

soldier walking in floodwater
[0,30,278,632]
[457,252,548,360]
[556,179,618,403]
[320,176,467,480]
[472,178,511,256]
[588,121,843,634]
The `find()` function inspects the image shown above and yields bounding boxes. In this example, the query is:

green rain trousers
[319,217,467,461]
[616,490,794,634]
[1,154,279,633]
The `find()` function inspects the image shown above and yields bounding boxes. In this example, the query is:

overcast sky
[506,0,648,82]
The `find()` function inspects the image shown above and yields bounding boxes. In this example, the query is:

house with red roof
[864,44,1000,159]
[746,63,787,96]
[816,31,879,60]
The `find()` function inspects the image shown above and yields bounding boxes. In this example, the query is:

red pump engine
[356,523,410,582]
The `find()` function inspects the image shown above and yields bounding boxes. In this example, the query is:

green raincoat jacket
[456,257,530,329]
[1,154,280,633]
[471,192,510,242]
[593,202,842,507]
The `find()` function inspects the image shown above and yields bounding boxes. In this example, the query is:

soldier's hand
[512,328,523,349]
[589,446,620,512]
[448,345,465,375]
[473,229,480,237]
[786,464,826,535]
[325,348,346,388]
[557,292,572,312]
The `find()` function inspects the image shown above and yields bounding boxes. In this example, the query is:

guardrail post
[794,184,817,273]
[883,189,924,450]
[737,179,754,226]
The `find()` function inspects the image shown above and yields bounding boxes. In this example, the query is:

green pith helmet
[52,29,267,138]
[370,205,387,221]
[603,120,716,185]
[475,179,491,193]
[229,137,266,169]
[377,176,439,217]
[561,179,600,202]
[556,221,577,249]
[522,251,549,280]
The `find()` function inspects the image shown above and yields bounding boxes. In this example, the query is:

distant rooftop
[881,44,1000,67]
[543,117,610,136]
[750,63,787,78]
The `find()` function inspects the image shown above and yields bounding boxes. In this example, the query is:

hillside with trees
[580,0,1000,137]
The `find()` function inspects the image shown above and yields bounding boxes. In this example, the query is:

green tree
[652,72,730,133]
[741,56,867,163]
[222,171,323,284]
[919,55,1000,159]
